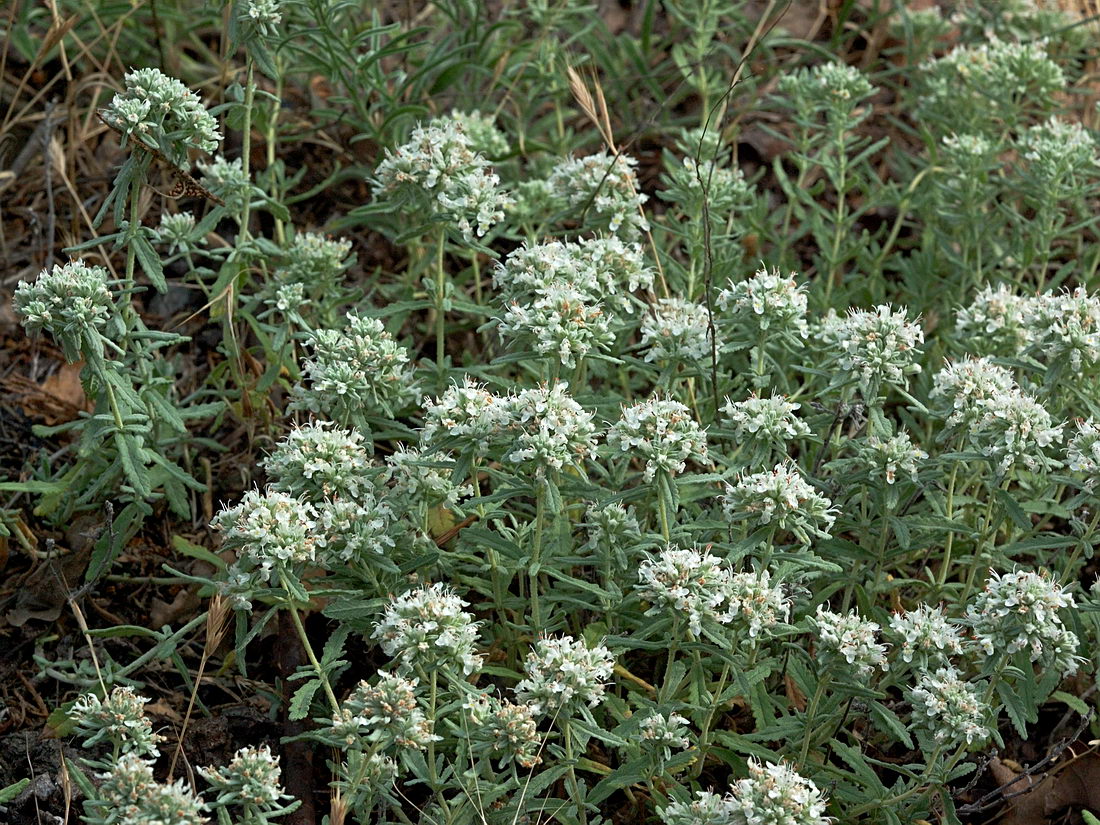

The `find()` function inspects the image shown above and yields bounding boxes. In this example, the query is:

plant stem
[435,228,447,373]
[797,673,829,770]
[530,482,546,628]
[287,604,340,714]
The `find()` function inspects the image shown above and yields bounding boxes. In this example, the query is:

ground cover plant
[3,0,1100,823]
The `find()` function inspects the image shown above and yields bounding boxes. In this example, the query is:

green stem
[937,460,961,587]
[287,604,340,715]
[530,483,545,628]
[797,673,829,770]
[564,721,587,825]
[435,229,447,372]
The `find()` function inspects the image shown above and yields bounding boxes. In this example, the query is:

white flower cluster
[275,231,354,292]
[421,378,513,450]
[198,155,250,211]
[662,760,828,825]
[639,710,692,757]
[818,304,924,397]
[200,744,292,813]
[1018,116,1098,184]
[314,494,396,565]
[859,431,928,484]
[920,38,1065,121]
[723,394,810,447]
[930,356,1017,427]
[386,445,470,510]
[515,635,615,716]
[101,67,220,165]
[608,396,709,481]
[635,547,790,639]
[1066,419,1100,487]
[725,568,792,639]
[966,387,1063,475]
[212,489,319,581]
[438,110,509,158]
[14,260,115,362]
[967,569,1080,675]
[722,464,835,542]
[940,133,999,172]
[263,422,375,500]
[291,312,417,420]
[908,668,989,748]
[371,583,483,676]
[641,298,713,364]
[466,695,543,768]
[494,238,653,315]
[154,211,201,253]
[718,266,809,339]
[583,501,641,553]
[373,117,508,239]
[1021,287,1100,372]
[499,280,613,367]
[888,604,965,667]
[813,607,889,678]
[98,753,206,825]
[635,545,732,636]
[546,151,650,236]
[333,670,438,749]
[955,284,1029,355]
[778,61,875,118]
[504,383,599,476]
[72,686,162,756]
[244,0,282,36]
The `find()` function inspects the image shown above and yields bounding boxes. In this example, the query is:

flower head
[546,151,649,236]
[291,312,417,421]
[373,118,508,239]
[608,397,709,481]
[211,489,319,581]
[200,745,292,813]
[888,604,965,667]
[908,668,990,749]
[263,422,375,501]
[333,671,438,749]
[818,304,924,398]
[72,686,161,756]
[719,266,810,341]
[642,298,713,364]
[722,464,835,543]
[515,635,615,716]
[503,383,599,476]
[635,545,732,636]
[967,568,1080,674]
[371,583,482,675]
[14,260,115,361]
[813,607,889,678]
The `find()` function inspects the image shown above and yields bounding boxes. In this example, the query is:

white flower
[211,489,319,580]
[965,388,1062,475]
[373,118,508,239]
[515,635,615,716]
[930,356,1018,429]
[723,394,810,445]
[421,377,512,450]
[813,607,889,678]
[499,281,613,367]
[263,422,375,501]
[14,260,115,362]
[639,710,692,756]
[967,569,1080,675]
[888,604,965,666]
[290,312,418,420]
[724,568,791,639]
[200,744,291,811]
[371,583,483,676]
[1067,418,1100,486]
[718,266,809,339]
[1021,287,1100,372]
[860,431,928,484]
[72,687,161,756]
[635,545,732,636]
[722,464,835,542]
[956,284,1030,355]
[547,151,649,236]
[818,304,923,397]
[607,396,709,481]
[503,383,599,476]
[333,671,438,749]
[908,668,990,748]
[641,298,713,364]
